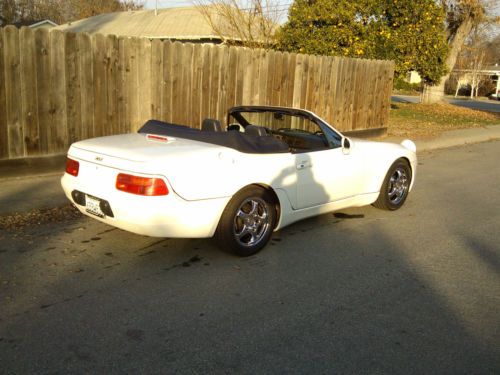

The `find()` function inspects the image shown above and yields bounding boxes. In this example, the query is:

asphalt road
[392,94,500,113]
[1,142,499,374]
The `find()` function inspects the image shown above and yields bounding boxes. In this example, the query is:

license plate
[85,195,105,218]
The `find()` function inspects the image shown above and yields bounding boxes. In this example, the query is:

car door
[295,147,366,209]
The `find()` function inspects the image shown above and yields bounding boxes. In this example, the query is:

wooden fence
[0,26,394,160]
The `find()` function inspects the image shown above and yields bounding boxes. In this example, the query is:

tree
[421,0,496,103]
[195,0,283,48]
[277,0,448,84]
[0,0,143,26]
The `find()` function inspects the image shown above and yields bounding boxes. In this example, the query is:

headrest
[201,118,222,132]
[245,125,267,137]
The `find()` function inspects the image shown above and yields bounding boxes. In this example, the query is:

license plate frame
[85,195,105,218]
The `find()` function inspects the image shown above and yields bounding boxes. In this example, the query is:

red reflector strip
[147,134,169,142]
[116,173,168,196]
[65,158,79,177]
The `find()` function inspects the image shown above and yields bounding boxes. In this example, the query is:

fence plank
[49,30,68,153]
[4,26,24,157]
[217,45,230,124]
[64,31,81,144]
[200,44,212,120]
[161,41,173,123]
[170,42,183,125]
[0,28,9,159]
[19,27,40,156]
[180,43,193,126]
[116,37,126,133]
[125,38,140,132]
[151,39,163,120]
[92,33,106,137]
[191,44,203,127]
[0,28,7,159]
[137,37,152,128]
[34,28,51,154]
[78,33,93,140]
[227,46,238,110]
[240,48,252,105]
[106,34,119,136]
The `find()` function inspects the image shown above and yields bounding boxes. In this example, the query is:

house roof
[5,19,57,28]
[28,19,58,28]
[54,6,265,41]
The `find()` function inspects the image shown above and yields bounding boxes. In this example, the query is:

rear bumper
[61,173,230,238]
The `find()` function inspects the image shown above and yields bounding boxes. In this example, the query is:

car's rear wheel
[373,159,412,210]
[216,186,276,256]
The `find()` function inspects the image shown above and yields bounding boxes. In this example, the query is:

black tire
[216,186,276,256]
[373,159,412,211]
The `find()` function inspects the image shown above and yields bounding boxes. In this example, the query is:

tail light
[66,158,79,176]
[116,173,168,196]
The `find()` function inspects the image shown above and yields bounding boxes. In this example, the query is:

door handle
[296,160,311,170]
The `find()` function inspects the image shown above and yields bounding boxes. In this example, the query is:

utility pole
[155,0,158,16]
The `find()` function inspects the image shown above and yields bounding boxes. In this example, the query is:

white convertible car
[62,106,417,256]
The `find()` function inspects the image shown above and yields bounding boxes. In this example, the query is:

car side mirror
[342,137,351,154]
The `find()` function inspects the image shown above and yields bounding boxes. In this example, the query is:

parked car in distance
[61,106,417,256]
[489,93,500,101]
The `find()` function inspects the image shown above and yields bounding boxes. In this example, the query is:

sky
[143,0,196,8]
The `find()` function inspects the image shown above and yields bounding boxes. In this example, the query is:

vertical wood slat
[150,39,163,120]
[4,26,24,157]
[64,31,81,145]
[170,42,183,125]
[0,28,395,161]
[125,37,139,132]
[116,37,125,133]
[191,44,203,128]
[78,33,93,140]
[137,38,152,127]
[34,28,50,154]
[106,34,119,136]
[0,28,8,158]
[49,30,68,153]
[92,33,106,138]
[180,43,193,127]
[217,45,230,125]
[200,43,212,121]
[19,27,39,156]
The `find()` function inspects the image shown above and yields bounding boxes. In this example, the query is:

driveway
[1,141,499,373]
[392,94,500,113]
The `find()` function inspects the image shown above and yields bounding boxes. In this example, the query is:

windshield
[229,109,342,152]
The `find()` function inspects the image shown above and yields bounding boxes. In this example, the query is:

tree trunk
[454,79,461,97]
[422,17,474,103]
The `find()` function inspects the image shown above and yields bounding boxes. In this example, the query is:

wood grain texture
[19,27,40,156]
[4,26,24,157]
[0,28,8,158]
[0,29,394,160]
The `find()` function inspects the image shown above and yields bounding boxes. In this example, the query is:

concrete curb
[377,125,500,152]
[415,126,500,152]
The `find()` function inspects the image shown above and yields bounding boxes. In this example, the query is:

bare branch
[194,0,282,48]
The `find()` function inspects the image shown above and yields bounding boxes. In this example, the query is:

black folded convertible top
[138,120,289,154]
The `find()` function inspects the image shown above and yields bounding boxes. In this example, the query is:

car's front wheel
[216,186,276,256]
[373,159,412,210]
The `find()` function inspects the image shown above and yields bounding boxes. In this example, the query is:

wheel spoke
[248,200,259,216]
[236,225,250,239]
[236,209,249,220]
